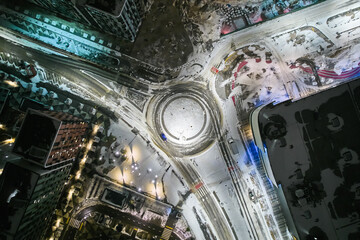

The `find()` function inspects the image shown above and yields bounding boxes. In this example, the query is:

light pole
[128,134,138,169]
[152,178,158,199]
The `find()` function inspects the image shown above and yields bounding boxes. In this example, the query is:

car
[248,189,255,201]
[228,138,239,154]
[160,133,167,141]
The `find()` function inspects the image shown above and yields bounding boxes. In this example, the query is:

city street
[1,0,360,239]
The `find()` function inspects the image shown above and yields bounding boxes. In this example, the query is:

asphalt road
[202,0,360,88]
[4,1,360,239]
[147,83,238,240]
[0,34,149,93]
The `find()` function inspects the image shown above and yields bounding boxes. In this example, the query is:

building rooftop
[13,109,61,164]
[256,79,360,239]
[12,109,87,167]
[85,0,126,17]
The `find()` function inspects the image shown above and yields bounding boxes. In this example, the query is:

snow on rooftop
[256,79,360,239]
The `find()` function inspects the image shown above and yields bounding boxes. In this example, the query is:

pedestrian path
[231,60,248,105]
[69,218,82,229]
[290,62,360,80]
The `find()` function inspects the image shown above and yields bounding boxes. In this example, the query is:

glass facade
[0,159,72,239]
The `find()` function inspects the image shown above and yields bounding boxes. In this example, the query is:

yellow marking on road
[79,222,84,231]
[225,52,237,63]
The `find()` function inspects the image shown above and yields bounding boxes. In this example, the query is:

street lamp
[152,179,158,199]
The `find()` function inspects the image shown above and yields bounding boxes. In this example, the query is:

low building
[250,79,360,240]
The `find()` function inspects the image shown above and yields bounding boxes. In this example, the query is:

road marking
[79,222,84,231]
[194,182,203,190]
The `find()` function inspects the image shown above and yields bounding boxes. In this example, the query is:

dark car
[160,133,167,141]
[248,189,255,201]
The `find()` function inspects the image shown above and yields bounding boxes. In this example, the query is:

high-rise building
[26,0,86,23]
[0,109,88,239]
[79,0,146,41]
[24,0,149,41]
[0,159,72,240]
[13,109,88,168]
[250,78,360,240]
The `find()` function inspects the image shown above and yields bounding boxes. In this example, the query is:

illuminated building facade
[0,109,88,239]
[0,159,72,239]
[24,0,149,41]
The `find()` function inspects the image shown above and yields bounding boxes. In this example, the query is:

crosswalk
[160,227,173,240]
[68,218,81,229]
[195,185,210,201]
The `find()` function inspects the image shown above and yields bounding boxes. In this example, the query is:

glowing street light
[75,124,99,180]
[67,188,74,201]
[153,179,158,199]
[2,138,15,145]
[55,218,61,228]
[4,80,18,87]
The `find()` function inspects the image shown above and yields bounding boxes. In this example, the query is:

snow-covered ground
[190,144,255,239]
[204,1,360,239]
[98,120,169,200]
[3,1,360,240]
[215,2,360,116]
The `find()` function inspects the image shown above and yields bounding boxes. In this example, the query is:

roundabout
[147,85,219,156]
